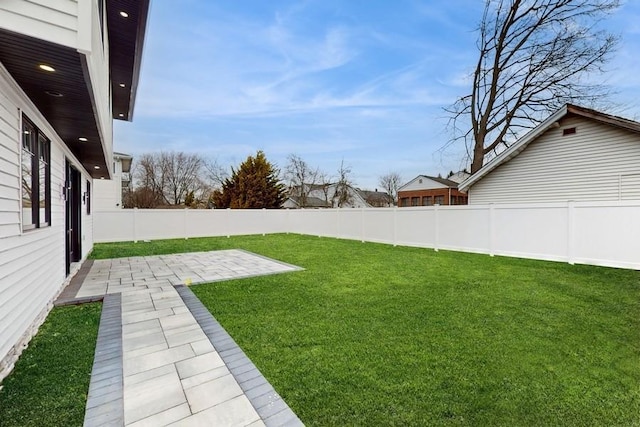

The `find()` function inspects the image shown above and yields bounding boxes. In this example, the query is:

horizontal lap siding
[469,117,640,204]
[0,143,66,373]
[0,91,19,237]
[0,65,93,375]
[93,179,119,210]
[621,174,640,200]
[0,0,78,49]
[82,177,93,259]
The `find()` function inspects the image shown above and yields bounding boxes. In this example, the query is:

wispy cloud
[117,0,640,190]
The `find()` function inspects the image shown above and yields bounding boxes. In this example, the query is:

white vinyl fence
[93,201,640,270]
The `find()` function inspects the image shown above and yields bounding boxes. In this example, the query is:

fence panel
[289,209,338,236]
[184,209,229,238]
[573,202,640,269]
[337,209,363,241]
[136,210,185,241]
[362,208,395,244]
[93,210,134,242]
[94,202,640,270]
[395,208,437,248]
[438,206,490,253]
[492,204,569,262]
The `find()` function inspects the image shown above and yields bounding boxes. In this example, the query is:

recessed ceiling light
[120,11,129,18]
[79,137,88,142]
[39,64,55,72]
[94,165,100,170]
[100,176,105,180]
[45,90,63,97]
[119,83,126,88]
[118,113,125,117]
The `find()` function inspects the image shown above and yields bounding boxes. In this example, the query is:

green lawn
[0,303,101,427]
[92,234,640,426]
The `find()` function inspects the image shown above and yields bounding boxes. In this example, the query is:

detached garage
[460,104,640,204]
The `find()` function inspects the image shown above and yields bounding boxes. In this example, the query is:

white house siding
[0,64,93,379]
[80,0,112,175]
[93,159,123,210]
[307,184,370,208]
[0,1,113,178]
[0,0,78,49]
[620,173,640,200]
[93,179,119,210]
[0,90,20,238]
[468,116,640,204]
[83,178,94,259]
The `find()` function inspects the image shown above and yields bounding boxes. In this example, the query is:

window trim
[21,114,51,232]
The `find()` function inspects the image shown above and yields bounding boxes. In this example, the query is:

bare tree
[448,0,619,173]
[333,160,354,208]
[124,185,164,208]
[204,158,229,190]
[132,151,206,206]
[317,171,333,205]
[134,153,168,204]
[378,172,403,205]
[284,154,321,207]
[164,152,205,205]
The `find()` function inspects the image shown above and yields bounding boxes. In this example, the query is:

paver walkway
[57,250,304,427]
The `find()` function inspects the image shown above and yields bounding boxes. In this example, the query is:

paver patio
[57,249,304,427]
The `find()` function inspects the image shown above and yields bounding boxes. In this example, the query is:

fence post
[226,208,231,238]
[361,208,365,243]
[393,207,397,247]
[336,208,340,238]
[184,208,189,239]
[434,204,439,252]
[567,200,575,264]
[133,207,138,243]
[489,203,495,257]
[262,208,266,236]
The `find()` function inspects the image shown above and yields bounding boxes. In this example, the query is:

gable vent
[562,127,577,136]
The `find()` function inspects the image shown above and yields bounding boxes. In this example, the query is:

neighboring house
[357,189,394,207]
[93,151,132,209]
[398,175,468,207]
[283,196,331,209]
[446,170,471,184]
[460,104,640,204]
[289,184,392,208]
[0,1,150,379]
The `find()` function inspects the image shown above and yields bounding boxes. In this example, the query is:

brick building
[398,175,468,207]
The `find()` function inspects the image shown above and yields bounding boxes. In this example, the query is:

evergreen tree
[184,190,195,207]
[212,151,285,208]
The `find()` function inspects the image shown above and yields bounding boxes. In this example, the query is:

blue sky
[114,0,640,190]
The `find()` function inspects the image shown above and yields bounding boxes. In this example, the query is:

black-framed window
[86,180,91,215]
[21,116,51,231]
[97,0,104,45]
